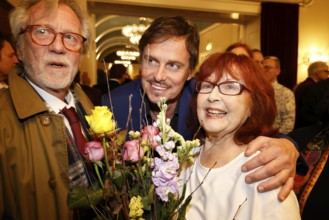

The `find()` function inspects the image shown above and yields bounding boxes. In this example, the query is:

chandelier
[122,17,149,44]
[116,50,140,60]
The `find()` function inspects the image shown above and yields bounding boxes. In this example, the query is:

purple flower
[151,156,180,201]
[155,145,176,161]
[155,180,179,202]
[153,158,179,180]
[164,141,175,151]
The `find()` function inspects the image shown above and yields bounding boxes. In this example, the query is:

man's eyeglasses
[195,80,250,95]
[20,25,86,52]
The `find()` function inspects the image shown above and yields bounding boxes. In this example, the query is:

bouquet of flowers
[68,97,200,219]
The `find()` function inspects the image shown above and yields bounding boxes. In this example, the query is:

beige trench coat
[0,72,94,220]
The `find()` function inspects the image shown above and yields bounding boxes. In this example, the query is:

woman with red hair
[180,52,300,219]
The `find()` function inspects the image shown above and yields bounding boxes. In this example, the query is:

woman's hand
[242,136,299,201]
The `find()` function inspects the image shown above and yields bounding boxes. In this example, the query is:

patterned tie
[61,107,87,158]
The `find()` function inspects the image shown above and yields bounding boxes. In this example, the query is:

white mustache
[44,57,70,66]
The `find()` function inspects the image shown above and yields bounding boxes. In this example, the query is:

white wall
[245,17,261,50]
[298,0,329,84]
[198,23,241,71]
[200,0,329,85]
[198,19,261,72]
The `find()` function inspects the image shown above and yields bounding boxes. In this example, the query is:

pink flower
[141,125,160,148]
[123,139,145,162]
[85,141,104,162]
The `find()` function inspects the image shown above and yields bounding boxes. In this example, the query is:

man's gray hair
[9,0,91,54]
[307,61,329,76]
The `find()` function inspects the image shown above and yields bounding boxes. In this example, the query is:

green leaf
[176,195,192,220]
[169,183,193,220]
[116,130,127,145]
[166,192,177,213]
[148,184,155,202]
[94,160,103,168]
[173,183,188,210]
[142,195,151,211]
[67,186,103,209]
[112,169,124,187]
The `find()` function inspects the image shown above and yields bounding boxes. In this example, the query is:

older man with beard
[0,0,96,219]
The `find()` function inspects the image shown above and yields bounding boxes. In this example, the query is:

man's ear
[187,70,193,80]
[139,62,143,71]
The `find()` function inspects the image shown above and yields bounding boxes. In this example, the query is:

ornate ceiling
[8,0,309,64]
[89,0,258,64]
[88,0,308,64]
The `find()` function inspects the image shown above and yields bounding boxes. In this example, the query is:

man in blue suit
[102,16,303,201]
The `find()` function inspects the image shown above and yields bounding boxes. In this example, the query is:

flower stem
[102,137,112,176]
[94,163,104,188]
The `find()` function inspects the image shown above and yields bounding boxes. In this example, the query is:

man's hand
[242,136,299,201]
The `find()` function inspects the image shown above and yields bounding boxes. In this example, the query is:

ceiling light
[231,13,239,20]
[121,56,136,60]
[114,60,131,67]
[116,50,140,57]
[116,50,140,61]
[206,42,213,51]
[122,17,150,44]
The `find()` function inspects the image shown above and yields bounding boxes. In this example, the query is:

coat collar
[8,72,93,120]
[9,72,48,120]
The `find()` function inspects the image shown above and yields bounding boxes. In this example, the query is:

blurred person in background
[263,56,296,134]
[252,48,264,68]
[0,32,19,89]
[225,42,253,57]
[294,61,329,129]
[108,64,129,90]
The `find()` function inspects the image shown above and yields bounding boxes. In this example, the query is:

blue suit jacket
[101,78,196,140]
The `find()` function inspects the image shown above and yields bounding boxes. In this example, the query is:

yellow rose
[85,106,116,134]
[128,196,144,218]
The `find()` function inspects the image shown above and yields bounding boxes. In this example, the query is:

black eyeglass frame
[195,80,250,96]
[20,25,87,52]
